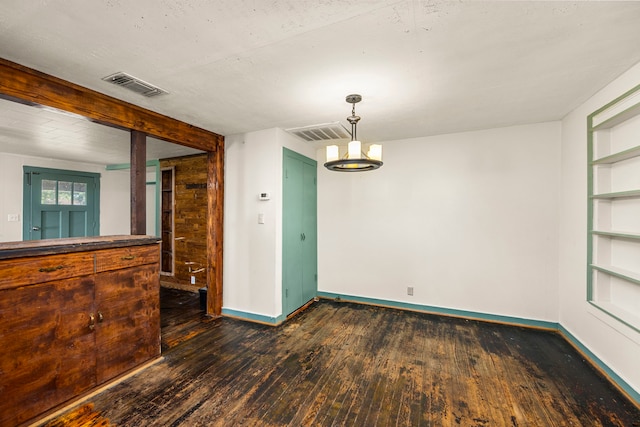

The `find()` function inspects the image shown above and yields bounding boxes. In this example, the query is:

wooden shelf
[591,230,640,239]
[591,189,640,200]
[591,230,640,240]
[591,264,640,286]
[592,145,640,164]
[590,301,640,334]
[591,92,640,130]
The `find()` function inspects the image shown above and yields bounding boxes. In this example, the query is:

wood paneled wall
[160,155,208,291]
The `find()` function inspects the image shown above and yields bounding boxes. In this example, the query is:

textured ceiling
[1,1,640,164]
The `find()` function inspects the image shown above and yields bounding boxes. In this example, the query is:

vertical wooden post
[206,141,224,316]
[131,130,147,235]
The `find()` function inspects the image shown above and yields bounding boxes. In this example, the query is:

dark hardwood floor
[42,289,640,426]
[159,287,217,351]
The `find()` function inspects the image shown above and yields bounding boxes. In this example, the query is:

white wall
[223,128,316,319]
[0,152,132,242]
[559,62,640,394]
[102,168,133,235]
[318,122,561,322]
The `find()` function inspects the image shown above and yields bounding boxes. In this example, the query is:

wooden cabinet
[0,235,161,426]
[94,245,161,383]
[0,275,96,426]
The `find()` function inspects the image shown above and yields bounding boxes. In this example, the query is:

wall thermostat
[259,192,270,201]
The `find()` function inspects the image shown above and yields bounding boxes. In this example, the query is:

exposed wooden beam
[0,58,224,151]
[206,147,224,316]
[130,131,147,235]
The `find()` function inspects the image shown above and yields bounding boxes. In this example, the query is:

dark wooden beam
[206,147,224,316]
[0,58,224,151]
[130,131,147,235]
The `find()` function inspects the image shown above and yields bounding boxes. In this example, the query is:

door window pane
[58,181,72,205]
[73,182,87,206]
[41,180,57,205]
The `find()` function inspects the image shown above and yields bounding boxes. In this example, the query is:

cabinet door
[0,277,96,426]
[94,263,160,383]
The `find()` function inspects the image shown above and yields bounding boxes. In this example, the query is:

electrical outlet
[407,286,414,296]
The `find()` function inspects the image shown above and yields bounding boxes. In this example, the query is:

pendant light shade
[324,94,383,172]
[368,144,382,161]
[348,140,362,159]
[326,145,340,162]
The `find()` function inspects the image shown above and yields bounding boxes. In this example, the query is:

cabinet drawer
[0,252,95,290]
[95,244,159,273]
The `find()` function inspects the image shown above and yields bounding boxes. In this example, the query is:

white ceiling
[1,1,640,164]
[0,99,203,165]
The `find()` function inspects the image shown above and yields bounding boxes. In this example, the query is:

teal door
[23,167,100,240]
[283,148,317,316]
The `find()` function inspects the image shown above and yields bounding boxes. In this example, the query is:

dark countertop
[0,235,160,260]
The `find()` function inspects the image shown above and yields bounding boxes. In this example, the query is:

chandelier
[324,94,383,172]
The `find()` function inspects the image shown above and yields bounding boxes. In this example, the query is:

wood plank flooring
[159,287,217,351]
[42,291,640,426]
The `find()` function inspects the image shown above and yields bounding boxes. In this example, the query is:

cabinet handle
[39,265,65,273]
[88,313,96,331]
[121,255,135,260]
[97,312,104,323]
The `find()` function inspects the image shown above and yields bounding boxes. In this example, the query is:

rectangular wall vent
[285,122,350,142]
[102,72,168,97]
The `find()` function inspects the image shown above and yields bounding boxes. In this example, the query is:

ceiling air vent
[285,122,350,142]
[102,72,168,97]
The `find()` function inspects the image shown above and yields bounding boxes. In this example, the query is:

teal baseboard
[317,291,557,329]
[221,307,284,326]
[317,291,640,405]
[558,324,640,404]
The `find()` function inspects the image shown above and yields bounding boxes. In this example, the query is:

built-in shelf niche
[588,84,640,332]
